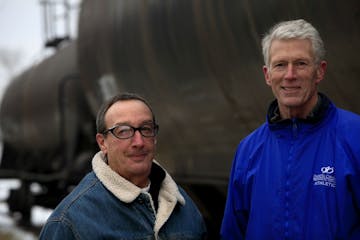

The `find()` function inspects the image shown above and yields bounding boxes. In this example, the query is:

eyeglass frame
[102,123,159,139]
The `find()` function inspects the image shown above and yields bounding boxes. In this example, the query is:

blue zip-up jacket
[221,94,360,240]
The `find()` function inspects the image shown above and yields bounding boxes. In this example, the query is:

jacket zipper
[284,119,299,239]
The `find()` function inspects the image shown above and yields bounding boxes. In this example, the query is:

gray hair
[261,19,325,67]
[96,92,156,134]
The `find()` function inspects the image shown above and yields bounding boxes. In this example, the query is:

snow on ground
[0,179,53,239]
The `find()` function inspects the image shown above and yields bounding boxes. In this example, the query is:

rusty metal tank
[0,41,89,174]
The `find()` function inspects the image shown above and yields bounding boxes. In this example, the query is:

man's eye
[295,61,308,69]
[273,63,286,70]
[140,126,153,132]
[296,61,306,66]
[115,127,132,135]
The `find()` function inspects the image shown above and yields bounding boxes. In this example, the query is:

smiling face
[96,100,156,187]
[263,39,327,119]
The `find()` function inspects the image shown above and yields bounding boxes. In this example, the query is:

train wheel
[7,182,33,225]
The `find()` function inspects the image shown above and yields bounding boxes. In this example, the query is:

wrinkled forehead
[269,38,314,61]
[105,100,154,126]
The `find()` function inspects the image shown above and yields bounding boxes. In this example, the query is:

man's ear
[96,133,107,154]
[263,65,272,86]
[315,60,327,84]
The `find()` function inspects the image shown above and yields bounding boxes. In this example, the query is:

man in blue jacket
[39,93,207,239]
[221,19,360,239]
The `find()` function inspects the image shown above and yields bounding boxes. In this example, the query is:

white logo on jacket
[313,166,336,188]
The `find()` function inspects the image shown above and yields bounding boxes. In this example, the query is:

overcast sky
[0,0,80,99]
[0,0,42,96]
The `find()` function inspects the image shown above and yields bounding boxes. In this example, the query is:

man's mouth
[127,152,148,158]
[282,86,300,93]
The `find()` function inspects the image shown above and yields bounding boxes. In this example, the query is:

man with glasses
[39,93,207,239]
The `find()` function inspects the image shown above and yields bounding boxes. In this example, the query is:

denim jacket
[39,152,207,240]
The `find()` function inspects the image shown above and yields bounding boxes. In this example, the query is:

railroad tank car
[0,41,95,220]
[0,0,359,236]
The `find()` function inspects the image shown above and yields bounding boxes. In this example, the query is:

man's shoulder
[232,123,269,163]
[46,172,103,220]
[336,108,360,124]
[332,108,360,135]
[239,122,269,146]
[332,108,360,148]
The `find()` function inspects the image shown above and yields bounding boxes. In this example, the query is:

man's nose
[131,130,145,145]
[284,64,296,79]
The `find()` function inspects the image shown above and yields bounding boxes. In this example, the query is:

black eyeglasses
[103,123,159,139]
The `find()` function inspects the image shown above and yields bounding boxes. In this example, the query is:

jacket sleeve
[220,147,249,240]
[39,220,77,240]
[348,145,360,225]
[338,109,360,237]
[347,122,360,234]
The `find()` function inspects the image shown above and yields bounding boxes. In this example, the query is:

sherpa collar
[92,151,185,205]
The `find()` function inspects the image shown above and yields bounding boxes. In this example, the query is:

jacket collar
[91,151,185,205]
[267,92,331,124]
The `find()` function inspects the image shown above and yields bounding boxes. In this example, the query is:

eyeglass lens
[111,124,157,139]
